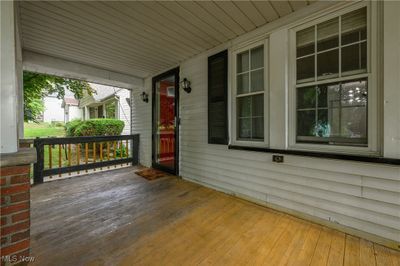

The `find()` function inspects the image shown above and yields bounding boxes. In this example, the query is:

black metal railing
[33,134,139,184]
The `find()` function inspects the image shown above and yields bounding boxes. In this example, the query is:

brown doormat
[135,168,170,181]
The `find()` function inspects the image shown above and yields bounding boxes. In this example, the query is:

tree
[23,71,95,122]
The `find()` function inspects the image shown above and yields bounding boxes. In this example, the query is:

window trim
[228,145,400,165]
[288,1,381,156]
[104,98,119,119]
[231,39,269,147]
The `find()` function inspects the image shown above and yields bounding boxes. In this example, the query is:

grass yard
[24,122,66,138]
[24,122,67,175]
[44,145,69,170]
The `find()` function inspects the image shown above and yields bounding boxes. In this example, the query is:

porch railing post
[132,134,139,166]
[33,138,44,184]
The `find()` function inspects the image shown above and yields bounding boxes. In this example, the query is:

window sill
[230,140,268,149]
[228,145,400,165]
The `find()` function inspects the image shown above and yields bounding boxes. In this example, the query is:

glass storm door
[152,68,179,174]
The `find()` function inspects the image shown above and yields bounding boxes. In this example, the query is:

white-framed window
[105,100,118,119]
[89,106,97,119]
[231,40,269,147]
[289,2,380,155]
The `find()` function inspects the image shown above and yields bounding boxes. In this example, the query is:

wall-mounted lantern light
[181,78,191,93]
[141,91,149,103]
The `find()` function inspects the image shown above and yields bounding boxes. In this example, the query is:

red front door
[152,68,179,174]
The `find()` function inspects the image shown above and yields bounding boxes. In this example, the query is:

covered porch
[1,0,400,265]
[30,167,399,266]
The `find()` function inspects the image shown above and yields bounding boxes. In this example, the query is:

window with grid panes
[295,7,368,146]
[236,45,264,141]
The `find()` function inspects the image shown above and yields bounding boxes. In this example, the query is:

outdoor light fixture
[181,78,191,93]
[141,91,149,103]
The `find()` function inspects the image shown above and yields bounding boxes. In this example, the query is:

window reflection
[296,79,367,145]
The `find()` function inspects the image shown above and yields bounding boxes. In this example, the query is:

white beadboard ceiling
[19,1,312,79]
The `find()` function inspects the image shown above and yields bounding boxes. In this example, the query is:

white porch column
[15,2,24,139]
[1,1,19,153]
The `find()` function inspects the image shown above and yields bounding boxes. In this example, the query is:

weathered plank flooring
[31,167,400,266]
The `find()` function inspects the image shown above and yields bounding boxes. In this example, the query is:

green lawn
[24,123,67,173]
[44,145,69,170]
[24,122,66,138]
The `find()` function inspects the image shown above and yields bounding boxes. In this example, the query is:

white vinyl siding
[131,80,152,167]
[116,89,131,135]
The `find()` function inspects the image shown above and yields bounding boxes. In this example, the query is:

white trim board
[22,50,144,89]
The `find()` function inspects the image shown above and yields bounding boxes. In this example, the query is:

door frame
[152,67,180,175]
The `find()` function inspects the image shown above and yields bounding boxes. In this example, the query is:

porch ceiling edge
[22,50,144,89]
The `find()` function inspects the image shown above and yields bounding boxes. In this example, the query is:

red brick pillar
[1,165,31,265]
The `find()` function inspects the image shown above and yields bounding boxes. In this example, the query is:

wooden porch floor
[31,167,399,266]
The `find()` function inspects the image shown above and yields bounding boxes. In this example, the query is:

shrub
[65,119,82,136]
[74,119,124,136]
[116,145,127,157]
[50,121,65,127]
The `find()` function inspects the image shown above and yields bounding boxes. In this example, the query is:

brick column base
[1,165,31,265]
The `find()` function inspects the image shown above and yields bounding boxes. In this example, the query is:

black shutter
[208,50,228,144]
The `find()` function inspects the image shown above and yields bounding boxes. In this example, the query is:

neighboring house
[61,97,81,123]
[43,89,76,123]
[79,83,131,135]
[42,95,64,123]
[42,85,130,133]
